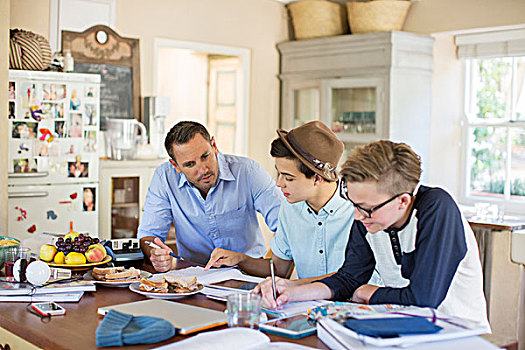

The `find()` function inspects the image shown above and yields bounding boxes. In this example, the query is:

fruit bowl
[46,255,112,271]
[0,236,21,269]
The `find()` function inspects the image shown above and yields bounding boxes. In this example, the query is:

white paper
[263,300,332,317]
[160,266,264,285]
[152,328,316,350]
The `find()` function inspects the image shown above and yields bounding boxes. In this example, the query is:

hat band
[286,131,336,177]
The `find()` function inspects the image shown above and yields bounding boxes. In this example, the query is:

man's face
[170,134,219,194]
[346,181,409,233]
[274,157,316,204]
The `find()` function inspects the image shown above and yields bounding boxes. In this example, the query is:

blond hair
[341,140,421,196]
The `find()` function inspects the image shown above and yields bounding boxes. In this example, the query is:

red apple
[85,243,106,263]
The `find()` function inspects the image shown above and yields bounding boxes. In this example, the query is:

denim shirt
[138,153,283,264]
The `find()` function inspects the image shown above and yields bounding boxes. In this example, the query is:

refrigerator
[8,70,101,240]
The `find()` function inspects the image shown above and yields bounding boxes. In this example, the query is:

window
[463,56,525,208]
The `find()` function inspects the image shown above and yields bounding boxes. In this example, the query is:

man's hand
[204,248,245,270]
[352,284,380,304]
[252,277,298,309]
[148,237,174,272]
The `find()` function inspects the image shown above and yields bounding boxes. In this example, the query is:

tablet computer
[207,279,259,292]
[259,313,317,339]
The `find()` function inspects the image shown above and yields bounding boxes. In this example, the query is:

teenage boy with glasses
[255,140,489,328]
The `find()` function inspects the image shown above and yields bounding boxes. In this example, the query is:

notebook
[97,299,227,335]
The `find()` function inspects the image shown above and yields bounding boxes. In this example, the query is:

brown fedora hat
[277,121,344,181]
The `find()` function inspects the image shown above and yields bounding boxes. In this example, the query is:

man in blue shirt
[205,121,354,283]
[138,121,283,270]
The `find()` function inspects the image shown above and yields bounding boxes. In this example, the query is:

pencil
[145,241,184,260]
[270,259,277,300]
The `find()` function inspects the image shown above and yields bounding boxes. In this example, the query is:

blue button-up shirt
[138,153,283,264]
[270,188,354,279]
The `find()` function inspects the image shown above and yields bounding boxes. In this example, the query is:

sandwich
[138,276,168,293]
[164,275,200,293]
[92,266,141,282]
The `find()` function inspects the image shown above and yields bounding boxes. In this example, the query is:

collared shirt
[270,187,354,279]
[138,153,283,265]
[320,185,489,328]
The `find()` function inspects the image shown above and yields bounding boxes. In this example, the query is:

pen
[270,258,277,301]
[145,241,184,260]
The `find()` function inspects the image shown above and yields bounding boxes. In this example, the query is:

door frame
[153,38,250,156]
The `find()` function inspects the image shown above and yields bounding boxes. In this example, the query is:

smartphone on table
[259,313,317,339]
[208,279,259,292]
[31,302,66,316]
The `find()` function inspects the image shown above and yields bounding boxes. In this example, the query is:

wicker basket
[346,0,412,34]
[287,0,348,40]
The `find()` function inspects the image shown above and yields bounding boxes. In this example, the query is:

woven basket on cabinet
[346,0,412,34]
[287,0,348,40]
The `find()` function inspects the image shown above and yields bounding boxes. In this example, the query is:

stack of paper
[0,279,96,302]
[316,307,495,349]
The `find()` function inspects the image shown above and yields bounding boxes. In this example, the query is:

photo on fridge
[83,130,97,153]
[12,122,37,139]
[68,160,89,178]
[70,89,81,111]
[68,113,83,138]
[20,82,37,110]
[43,84,66,101]
[55,121,65,138]
[83,187,96,212]
[8,81,16,100]
[84,86,98,98]
[84,104,97,126]
[9,101,15,119]
[13,158,37,173]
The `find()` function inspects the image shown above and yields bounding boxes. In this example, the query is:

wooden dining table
[0,259,329,349]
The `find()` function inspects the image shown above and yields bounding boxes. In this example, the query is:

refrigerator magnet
[46,210,58,220]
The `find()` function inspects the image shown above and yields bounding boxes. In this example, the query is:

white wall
[156,48,208,127]
[428,33,464,199]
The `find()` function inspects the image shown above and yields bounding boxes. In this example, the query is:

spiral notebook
[97,299,227,335]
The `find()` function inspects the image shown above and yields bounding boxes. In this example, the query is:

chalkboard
[75,62,133,119]
[61,25,141,122]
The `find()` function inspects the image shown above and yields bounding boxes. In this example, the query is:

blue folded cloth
[343,317,442,338]
[96,309,176,347]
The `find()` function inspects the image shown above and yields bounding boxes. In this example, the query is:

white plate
[83,270,152,287]
[128,282,204,299]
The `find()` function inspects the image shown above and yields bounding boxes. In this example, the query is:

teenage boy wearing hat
[255,140,489,328]
[205,121,356,283]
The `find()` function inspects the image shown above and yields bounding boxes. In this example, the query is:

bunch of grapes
[55,234,100,255]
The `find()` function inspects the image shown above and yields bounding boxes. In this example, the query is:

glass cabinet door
[322,77,384,143]
[282,81,321,130]
[111,177,139,239]
[293,87,320,127]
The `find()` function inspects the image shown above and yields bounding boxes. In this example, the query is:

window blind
[455,27,525,59]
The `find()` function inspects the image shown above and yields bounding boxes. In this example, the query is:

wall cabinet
[99,159,165,240]
[278,31,434,177]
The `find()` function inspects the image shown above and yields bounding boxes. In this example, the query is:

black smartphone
[208,279,259,291]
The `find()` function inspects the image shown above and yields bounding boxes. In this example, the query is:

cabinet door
[281,80,321,130]
[99,166,150,240]
[321,77,385,144]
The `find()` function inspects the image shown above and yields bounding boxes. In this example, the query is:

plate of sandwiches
[129,275,203,299]
[83,267,152,287]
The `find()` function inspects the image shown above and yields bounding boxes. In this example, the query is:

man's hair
[164,121,211,161]
[341,140,421,196]
[270,138,316,179]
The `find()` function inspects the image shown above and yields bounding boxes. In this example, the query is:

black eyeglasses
[339,178,411,218]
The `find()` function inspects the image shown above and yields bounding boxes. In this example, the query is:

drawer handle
[8,191,49,198]
[8,171,49,178]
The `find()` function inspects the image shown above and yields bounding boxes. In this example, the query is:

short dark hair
[270,137,315,178]
[164,121,211,161]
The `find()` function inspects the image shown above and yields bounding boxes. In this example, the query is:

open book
[151,327,316,350]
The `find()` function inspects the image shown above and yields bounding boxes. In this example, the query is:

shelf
[112,202,139,208]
